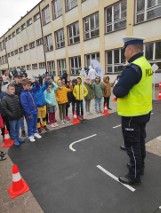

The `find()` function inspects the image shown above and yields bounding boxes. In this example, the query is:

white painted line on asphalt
[113,124,121,129]
[97,165,136,192]
[69,134,97,152]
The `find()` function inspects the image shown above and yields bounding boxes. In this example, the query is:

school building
[0,0,161,81]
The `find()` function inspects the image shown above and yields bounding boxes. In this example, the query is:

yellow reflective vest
[117,56,153,117]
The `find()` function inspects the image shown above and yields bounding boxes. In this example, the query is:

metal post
[152,64,159,100]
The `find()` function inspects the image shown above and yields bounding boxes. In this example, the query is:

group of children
[0,72,115,152]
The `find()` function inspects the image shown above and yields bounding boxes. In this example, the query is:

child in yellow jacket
[73,76,88,120]
[55,78,72,125]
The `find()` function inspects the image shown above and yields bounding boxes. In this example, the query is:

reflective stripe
[131,146,136,179]
[5,134,10,139]
[13,172,21,182]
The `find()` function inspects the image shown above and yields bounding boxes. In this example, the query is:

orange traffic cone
[158,91,161,100]
[72,111,80,125]
[102,104,110,116]
[8,164,30,199]
[113,97,117,102]
[1,129,14,147]
[158,82,161,88]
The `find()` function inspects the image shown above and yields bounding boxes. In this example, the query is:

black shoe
[119,174,141,185]
[108,107,112,110]
[38,128,42,133]
[0,154,7,161]
[21,130,26,137]
[44,126,49,131]
[0,151,6,156]
[127,163,144,175]
[120,145,126,151]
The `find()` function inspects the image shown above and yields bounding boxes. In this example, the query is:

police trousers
[121,113,150,179]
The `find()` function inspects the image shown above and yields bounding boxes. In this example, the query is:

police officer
[113,36,152,185]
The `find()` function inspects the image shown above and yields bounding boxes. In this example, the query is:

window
[19,47,23,53]
[32,64,38,69]
[156,41,161,59]
[15,49,18,55]
[42,5,50,25]
[34,13,40,22]
[11,51,14,56]
[67,22,80,45]
[39,62,46,69]
[4,55,7,63]
[57,59,66,76]
[36,38,43,46]
[21,23,26,30]
[2,40,5,49]
[27,64,31,70]
[55,29,65,49]
[44,34,53,52]
[21,66,26,70]
[8,35,11,40]
[16,28,21,34]
[70,56,81,75]
[145,43,153,60]
[27,18,32,26]
[8,53,11,57]
[29,42,35,49]
[85,52,100,67]
[65,0,77,12]
[47,61,56,76]
[84,12,99,40]
[135,0,161,23]
[12,32,15,37]
[105,0,127,33]
[105,48,126,73]
[24,44,29,51]
[144,40,161,71]
[52,0,62,19]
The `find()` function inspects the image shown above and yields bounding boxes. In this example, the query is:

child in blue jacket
[20,78,41,142]
[34,77,49,133]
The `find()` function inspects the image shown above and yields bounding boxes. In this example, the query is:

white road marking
[69,134,97,152]
[97,165,136,192]
[113,124,121,129]
[151,112,154,115]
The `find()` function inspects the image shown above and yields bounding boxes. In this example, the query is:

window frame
[42,5,50,25]
[135,0,161,24]
[70,56,81,75]
[44,34,53,52]
[65,0,78,12]
[47,60,56,76]
[67,21,80,45]
[52,0,62,20]
[85,52,100,68]
[27,18,32,26]
[105,0,127,34]
[83,12,99,40]
[55,28,65,49]
[57,59,66,76]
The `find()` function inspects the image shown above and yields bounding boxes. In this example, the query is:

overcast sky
[0,0,41,37]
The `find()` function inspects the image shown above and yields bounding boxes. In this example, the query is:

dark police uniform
[113,37,152,185]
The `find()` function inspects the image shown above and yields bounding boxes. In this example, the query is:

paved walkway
[0,93,161,213]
